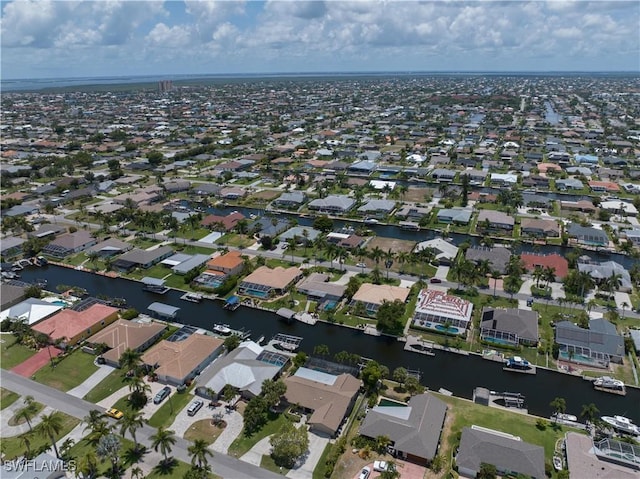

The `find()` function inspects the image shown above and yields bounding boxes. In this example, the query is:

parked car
[187,399,204,416]
[430,278,442,283]
[154,386,171,404]
[105,408,123,420]
[358,467,371,479]
[356,263,367,268]
[374,461,388,472]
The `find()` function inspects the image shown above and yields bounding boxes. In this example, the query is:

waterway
[19,266,640,423]
[544,101,562,125]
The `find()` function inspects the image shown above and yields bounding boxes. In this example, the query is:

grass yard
[261,454,291,475]
[183,419,226,445]
[8,402,44,426]
[2,412,80,461]
[66,436,135,477]
[1,334,38,369]
[216,233,254,248]
[228,412,292,458]
[146,459,220,479]
[147,387,194,429]
[83,370,127,403]
[32,348,99,392]
[1,387,20,410]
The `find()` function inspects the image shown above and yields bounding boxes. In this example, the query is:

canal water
[20,266,640,423]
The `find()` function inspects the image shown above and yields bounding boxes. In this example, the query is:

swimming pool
[484,336,517,347]
[435,324,461,334]
[378,398,407,407]
[322,300,337,311]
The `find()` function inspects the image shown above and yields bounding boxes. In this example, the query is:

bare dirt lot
[366,237,416,255]
[404,187,436,203]
[249,190,281,201]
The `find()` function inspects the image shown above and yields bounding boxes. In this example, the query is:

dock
[180,292,203,303]
[142,277,170,295]
[223,295,241,310]
[294,312,317,325]
[503,364,537,375]
[404,335,436,356]
[489,391,528,414]
[276,308,296,323]
[269,333,303,353]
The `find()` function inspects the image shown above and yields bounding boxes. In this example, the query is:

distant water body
[2,71,637,92]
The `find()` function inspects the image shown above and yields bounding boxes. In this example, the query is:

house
[369,180,396,191]
[201,211,245,231]
[142,333,225,386]
[600,201,638,216]
[278,226,321,244]
[622,228,640,246]
[0,236,25,260]
[520,253,569,280]
[489,173,518,186]
[272,191,306,209]
[413,238,458,265]
[555,178,584,191]
[206,251,245,276]
[466,246,511,274]
[456,426,545,479]
[219,186,247,200]
[170,254,210,275]
[395,205,431,221]
[326,232,366,249]
[348,160,377,176]
[359,393,447,465]
[86,238,133,257]
[351,283,410,314]
[577,260,632,292]
[238,266,302,298]
[0,298,64,326]
[565,433,640,479]
[520,218,561,238]
[357,199,396,218]
[431,168,457,182]
[249,217,290,238]
[555,318,624,366]
[477,210,514,231]
[0,283,26,310]
[480,308,539,346]
[41,230,98,258]
[560,200,597,213]
[86,319,166,368]
[308,195,355,214]
[588,180,620,193]
[112,246,174,272]
[283,367,361,436]
[566,224,608,246]
[296,273,346,303]
[198,341,288,399]
[412,289,473,334]
[436,207,472,225]
[28,223,66,240]
[32,303,120,347]
[575,154,599,165]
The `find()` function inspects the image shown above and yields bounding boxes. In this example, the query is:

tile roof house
[201,211,245,231]
[238,266,302,298]
[41,230,98,258]
[560,200,597,213]
[284,368,361,436]
[206,251,245,276]
[32,303,120,347]
[142,333,224,386]
[520,253,569,280]
[456,426,545,479]
[588,180,620,192]
[351,283,410,314]
[477,210,515,231]
[86,319,166,367]
[555,318,624,366]
[520,218,561,238]
[480,308,539,346]
[359,393,447,465]
[466,246,511,274]
[412,289,474,332]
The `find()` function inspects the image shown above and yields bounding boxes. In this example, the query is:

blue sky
[1,1,639,79]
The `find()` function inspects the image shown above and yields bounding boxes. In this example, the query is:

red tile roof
[521,253,569,279]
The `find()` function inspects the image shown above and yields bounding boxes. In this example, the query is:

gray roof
[555,319,624,358]
[359,393,447,461]
[466,246,511,274]
[117,245,173,265]
[279,226,321,242]
[437,207,472,223]
[308,195,355,211]
[456,427,545,479]
[577,261,632,290]
[274,191,306,205]
[357,199,396,213]
[481,308,539,343]
[172,254,210,274]
[296,273,346,299]
[148,302,180,316]
[630,330,640,353]
[0,236,25,252]
[0,283,26,310]
[86,238,132,255]
[477,210,515,226]
[566,224,608,244]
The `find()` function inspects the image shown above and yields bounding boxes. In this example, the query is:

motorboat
[553,456,563,471]
[180,292,203,303]
[213,324,232,336]
[601,415,640,436]
[593,376,626,395]
[504,356,532,370]
[552,413,578,422]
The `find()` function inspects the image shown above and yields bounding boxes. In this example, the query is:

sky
[1,0,639,79]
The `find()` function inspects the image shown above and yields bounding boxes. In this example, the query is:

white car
[358,467,371,479]
[356,263,367,268]
[374,461,388,472]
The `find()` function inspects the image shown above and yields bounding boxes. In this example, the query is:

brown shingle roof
[87,319,166,365]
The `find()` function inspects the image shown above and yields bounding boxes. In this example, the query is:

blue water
[323,300,337,311]
[435,324,460,334]
[484,337,516,346]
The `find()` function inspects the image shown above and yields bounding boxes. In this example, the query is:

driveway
[286,431,331,479]
[434,265,449,280]
[11,347,63,377]
[240,435,272,466]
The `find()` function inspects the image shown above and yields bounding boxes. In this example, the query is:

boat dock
[489,391,528,414]
[142,277,170,294]
[404,335,436,356]
[269,333,303,352]
[276,308,296,323]
[223,295,241,310]
[180,292,203,303]
[503,364,537,375]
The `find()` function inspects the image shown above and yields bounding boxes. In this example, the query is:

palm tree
[369,246,384,267]
[491,270,502,298]
[16,396,37,431]
[119,347,143,373]
[532,265,544,288]
[120,409,145,451]
[130,466,144,479]
[96,433,122,478]
[86,250,100,270]
[19,431,33,458]
[38,412,63,458]
[83,409,106,433]
[151,427,177,464]
[542,266,556,287]
[302,228,309,255]
[550,397,566,422]
[621,301,629,319]
[75,451,98,479]
[188,439,214,469]
[383,249,395,280]
[580,403,599,424]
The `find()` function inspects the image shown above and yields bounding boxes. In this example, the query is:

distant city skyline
[1,0,639,80]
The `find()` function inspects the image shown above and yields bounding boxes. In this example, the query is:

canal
[20,266,640,423]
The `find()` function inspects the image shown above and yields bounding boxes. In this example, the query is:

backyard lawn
[83,369,127,403]
[183,419,226,445]
[228,411,292,458]
[1,334,37,369]
[32,348,99,391]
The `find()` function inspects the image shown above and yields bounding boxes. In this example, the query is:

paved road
[1,370,281,479]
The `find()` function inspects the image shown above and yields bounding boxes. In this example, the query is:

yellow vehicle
[105,408,124,420]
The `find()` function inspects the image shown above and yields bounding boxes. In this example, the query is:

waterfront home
[414,238,458,265]
[560,200,597,214]
[296,273,346,304]
[86,318,166,368]
[357,198,396,218]
[436,207,473,225]
[412,289,473,334]
[465,246,511,274]
[477,210,515,231]
[198,341,287,399]
[555,318,624,366]
[272,191,306,209]
[326,231,366,249]
[621,228,640,246]
[359,393,447,465]
[206,250,245,276]
[168,254,210,275]
[112,246,174,273]
[201,211,245,231]
[238,266,302,298]
[566,224,609,247]
[0,283,26,310]
[219,186,247,200]
[32,303,120,348]
[249,217,290,238]
[520,253,568,280]
[278,226,321,245]
[565,433,640,479]
[520,218,561,238]
[480,308,539,347]
[577,260,632,292]
[588,180,620,193]
[555,178,585,191]
[600,200,638,216]
[283,367,361,436]
[456,426,545,479]
[41,230,98,258]
[0,236,24,260]
[489,172,518,186]
[0,298,64,326]
[395,205,431,221]
[85,238,133,257]
[142,333,224,386]
[351,283,410,314]
[308,195,355,215]
[431,168,457,182]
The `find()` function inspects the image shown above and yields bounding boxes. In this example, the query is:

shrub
[121,308,139,320]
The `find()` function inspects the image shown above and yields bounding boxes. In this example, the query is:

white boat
[552,413,578,422]
[180,292,203,303]
[504,356,531,370]
[593,376,626,395]
[553,456,563,471]
[601,415,640,436]
[213,324,232,336]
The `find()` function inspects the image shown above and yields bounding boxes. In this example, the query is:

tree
[293,351,307,368]
[221,384,237,403]
[580,403,599,424]
[269,421,310,468]
[243,396,268,435]
[119,347,143,373]
[261,235,274,250]
[313,344,330,357]
[188,438,213,469]
[261,379,287,408]
[96,433,122,478]
[120,409,145,451]
[75,451,98,479]
[151,427,177,463]
[38,412,63,458]
[392,367,408,385]
[361,360,385,393]
[345,275,362,300]
[16,396,38,431]
[224,334,241,352]
[313,215,333,232]
[19,431,33,459]
[550,397,566,421]
[477,462,497,479]
[376,299,406,334]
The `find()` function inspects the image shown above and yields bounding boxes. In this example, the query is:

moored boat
[213,324,232,336]
[181,292,203,303]
[593,376,626,395]
[503,356,534,373]
[601,415,640,436]
[553,456,563,471]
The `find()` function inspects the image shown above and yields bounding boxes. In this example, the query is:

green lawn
[83,370,127,403]
[0,387,20,410]
[261,454,291,475]
[32,348,99,392]
[183,419,226,445]
[1,334,38,369]
[145,459,220,479]
[66,435,135,477]
[312,442,334,479]
[147,388,194,429]
[228,412,292,458]
[2,412,80,461]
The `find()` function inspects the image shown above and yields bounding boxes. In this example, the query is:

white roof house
[414,238,459,263]
[0,298,64,326]
[600,201,638,215]
[413,289,474,330]
[369,180,396,190]
[490,173,518,184]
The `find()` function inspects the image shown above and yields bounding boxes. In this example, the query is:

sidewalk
[67,364,116,399]
[240,435,272,466]
[0,401,55,437]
